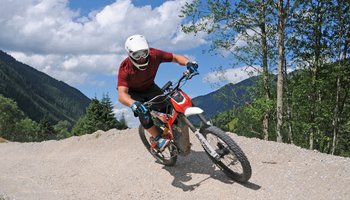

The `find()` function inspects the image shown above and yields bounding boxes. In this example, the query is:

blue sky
[0,0,258,127]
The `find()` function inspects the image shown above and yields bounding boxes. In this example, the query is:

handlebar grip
[161,81,172,91]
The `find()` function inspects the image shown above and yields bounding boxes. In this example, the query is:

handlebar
[161,81,172,91]
[143,70,197,107]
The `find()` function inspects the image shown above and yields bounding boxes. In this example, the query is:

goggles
[130,49,149,60]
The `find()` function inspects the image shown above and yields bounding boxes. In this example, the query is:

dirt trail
[0,128,349,200]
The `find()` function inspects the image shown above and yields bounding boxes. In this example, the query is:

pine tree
[54,120,72,139]
[71,116,89,136]
[86,98,103,132]
[101,93,118,131]
[71,98,101,135]
[72,94,118,135]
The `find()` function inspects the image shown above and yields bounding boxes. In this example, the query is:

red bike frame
[151,89,193,139]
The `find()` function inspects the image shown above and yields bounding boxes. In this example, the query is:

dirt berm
[0,128,349,200]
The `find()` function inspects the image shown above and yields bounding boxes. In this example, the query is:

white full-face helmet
[125,34,150,70]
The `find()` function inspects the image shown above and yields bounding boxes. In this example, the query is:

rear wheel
[200,126,252,182]
[138,125,178,166]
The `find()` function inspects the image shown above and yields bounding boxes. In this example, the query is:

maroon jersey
[117,48,173,91]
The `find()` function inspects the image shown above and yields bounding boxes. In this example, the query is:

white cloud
[204,66,261,84]
[0,0,206,87]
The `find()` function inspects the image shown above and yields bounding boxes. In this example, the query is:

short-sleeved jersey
[117,48,173,91]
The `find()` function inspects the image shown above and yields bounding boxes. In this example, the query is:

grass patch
[95,132,102,139]
[0,137,8,143]
[0,194,10,200]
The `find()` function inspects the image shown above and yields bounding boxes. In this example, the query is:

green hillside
[0,50,90,124]
[192,76,260,118]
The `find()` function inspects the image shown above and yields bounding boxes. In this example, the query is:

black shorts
[128,84,167,112]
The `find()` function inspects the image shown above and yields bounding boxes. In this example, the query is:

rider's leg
[129,84,169,150]
[146,126,170,151]
[146,125,159,138]
[139,113,169,151]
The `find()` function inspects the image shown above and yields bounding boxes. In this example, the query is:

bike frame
[141,71,252,182]
[148,74,220,159]
[150,91,187,138]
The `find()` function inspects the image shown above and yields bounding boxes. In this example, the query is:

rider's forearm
[118,92,135,107]
[172,54,189,66]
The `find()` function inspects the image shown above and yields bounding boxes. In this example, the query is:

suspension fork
[179,114,220,160]
[178,113,210,132]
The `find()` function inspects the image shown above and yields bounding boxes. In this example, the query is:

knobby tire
[138,125,177,166]
[200,126,252,182]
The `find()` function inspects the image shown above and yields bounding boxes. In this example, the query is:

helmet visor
[130,49,149,60]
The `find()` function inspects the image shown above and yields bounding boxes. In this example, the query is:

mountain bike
[138,69,252,183]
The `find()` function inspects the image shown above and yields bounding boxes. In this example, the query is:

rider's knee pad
[139,112,154,129]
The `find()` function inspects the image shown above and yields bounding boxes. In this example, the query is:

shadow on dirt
[162,150,261,191]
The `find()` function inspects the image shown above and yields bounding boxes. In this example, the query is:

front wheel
[200,126,252,182]
[138,125,178,166]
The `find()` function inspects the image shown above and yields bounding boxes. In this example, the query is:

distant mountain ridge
[0,50,90,123]
[192,76,259,119]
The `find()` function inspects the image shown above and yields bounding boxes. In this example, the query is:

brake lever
[143,102,152,109]
[184,70,191,79]
[184,70,199,79]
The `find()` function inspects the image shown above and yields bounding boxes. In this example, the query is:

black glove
[130,101,149,116]
[186,61,199,78]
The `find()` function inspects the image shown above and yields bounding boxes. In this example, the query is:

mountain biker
[117,34,198,151]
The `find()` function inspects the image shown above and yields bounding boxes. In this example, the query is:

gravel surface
[0,128,349,200]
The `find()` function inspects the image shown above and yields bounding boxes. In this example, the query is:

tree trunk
[309,1,324,150]
[276,0,285,143]
[331,0,346,155]
[260,0,270,140]
[284,57,293,144]
[332,76,340,155]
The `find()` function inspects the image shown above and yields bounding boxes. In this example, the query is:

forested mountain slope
[0,50,90,123]
[192,76,259,118]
